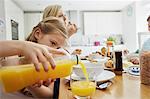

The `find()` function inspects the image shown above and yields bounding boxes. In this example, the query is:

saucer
[96,70,116,82]
[65,70,115,82]
[128,66,140,76]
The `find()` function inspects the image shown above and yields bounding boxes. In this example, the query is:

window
[11,20,18,40]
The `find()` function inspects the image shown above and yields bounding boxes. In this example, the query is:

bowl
[73,61,104,80]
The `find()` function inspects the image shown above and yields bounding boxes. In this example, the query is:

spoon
[97,81,112,90]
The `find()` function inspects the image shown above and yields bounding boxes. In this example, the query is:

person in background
[0,40,65,71]
[126,15,150,64]
[24,17,68,98]
[43,4,77,37]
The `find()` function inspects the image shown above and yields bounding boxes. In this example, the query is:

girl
[23,17,68,98]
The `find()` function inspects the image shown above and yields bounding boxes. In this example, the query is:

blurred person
[43,4,77,37]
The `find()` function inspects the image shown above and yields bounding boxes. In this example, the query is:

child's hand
[0,40,66,71]
[29,78,54,88]
[30,80,43,88]
[21,41,65,72]
[43,78,55,87]
[27,78,54,98]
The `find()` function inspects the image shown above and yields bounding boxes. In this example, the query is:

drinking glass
[70,68,96,99]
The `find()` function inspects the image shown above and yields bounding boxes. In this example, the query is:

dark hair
[147,16,150,21]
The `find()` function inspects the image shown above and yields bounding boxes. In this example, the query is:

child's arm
[0,40,24,57]
[0,40,65,71]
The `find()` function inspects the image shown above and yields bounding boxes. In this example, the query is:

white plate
[96,70,116,82]
[65,70,115,82]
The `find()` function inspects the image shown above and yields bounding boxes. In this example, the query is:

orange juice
[71,81,96,97]
[71,63,96,97]
[79,62,89,81]
[0,59,75,93]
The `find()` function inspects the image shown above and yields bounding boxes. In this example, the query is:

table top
[59,73,150,99]
[1,57,150,99]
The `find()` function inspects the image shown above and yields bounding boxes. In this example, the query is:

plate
[65,70,115,82]
[96,70,116,82]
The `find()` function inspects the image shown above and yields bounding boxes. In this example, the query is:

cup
[70,68,96,99]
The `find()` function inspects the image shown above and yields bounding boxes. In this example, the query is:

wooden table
[59,73,150,99]
[1,57,150,99]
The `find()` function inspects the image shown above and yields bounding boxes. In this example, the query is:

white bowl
[73,61,104,80]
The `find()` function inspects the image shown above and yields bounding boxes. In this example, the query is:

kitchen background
[0,0,150,52]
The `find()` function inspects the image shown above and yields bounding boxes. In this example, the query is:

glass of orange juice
[70,65,96,99]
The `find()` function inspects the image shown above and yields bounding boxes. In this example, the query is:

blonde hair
[43,4,62,19]
[26,17,68,42]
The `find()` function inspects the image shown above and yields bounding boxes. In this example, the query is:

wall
[0,0,6,40]
[84,12,122,36]
[135,1,150,49]
[136,1,149,33]
[4,0,24,40]
[122,3,137,52]
[24,13,42,38]
[122,1,150,52]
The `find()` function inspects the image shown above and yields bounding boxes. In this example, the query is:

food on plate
[123,61,133,68]
[105,59,113,68]
[101,47,106,56]
[72,49,82,55]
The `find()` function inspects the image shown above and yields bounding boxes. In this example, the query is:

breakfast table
[0,57,150,99]
[59,73,150,99]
